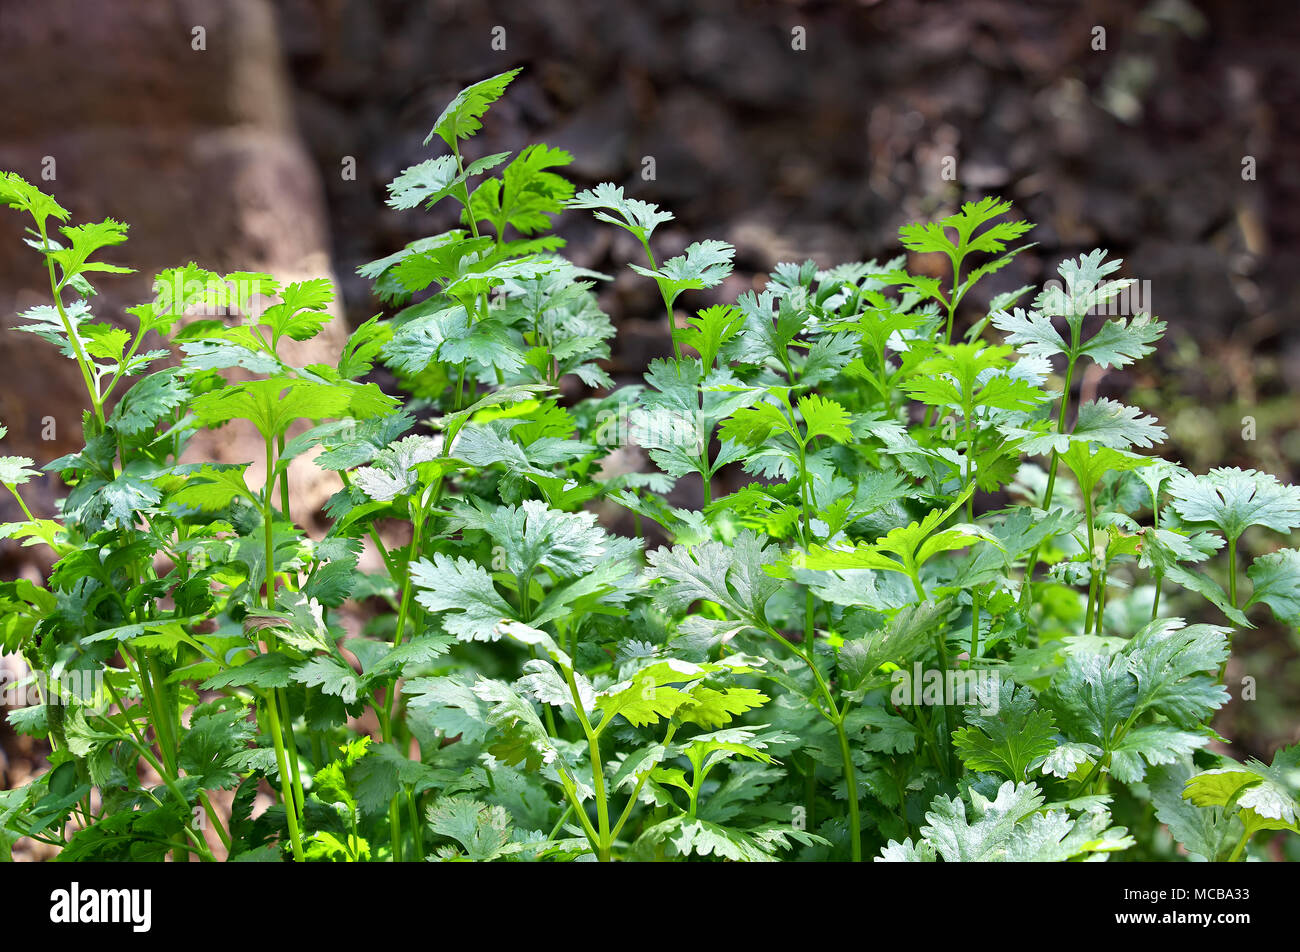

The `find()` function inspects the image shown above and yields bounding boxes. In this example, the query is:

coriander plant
[1,69,1297,863]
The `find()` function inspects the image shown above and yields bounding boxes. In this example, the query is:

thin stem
[5,484,36,522]
[278,687,307,820]
[1083,489,1098,633]
[381,507,423,862]
[389,798,404,862]
[1227,827,1250,862]
[638,237,680,361]
[610,723,677,843]
[834,719,862,863]
[760,620,861,860]
[262,690,306,862]
[263,435,277,608]
[382,507,424,734]
[276,433,292,523]
[567,666,611,860]
[547,803,576,843]
[1227,536,1239,609]
[407,790,424,859]
[1019,350,1079,611]
[37,219,103,423]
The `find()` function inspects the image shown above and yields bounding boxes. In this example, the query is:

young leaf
[951,681,1058,781]
[1168,467,1300,543]
[426,68,522,148]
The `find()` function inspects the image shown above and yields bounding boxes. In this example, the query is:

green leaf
[1160,562,1249,627]
[202,653,297,691]
[1109,725,1207,783]
[411,554,517,642]
[990,306,1067,361]
[645,530,780,622]
[387,156,463,210]
[569,182,674,244]
[294,657,361,705]
[473,677,562,772]
[596,677,691,729]
[951,681,1058,781]
[902,780,1044,862]
[629,239,735,307]
[1246,548,1300,627]
[803,487,990,577]
[1184,746,1300,831]
[0,171,70,227]
[109,367,190,436]
[52,218,132,278]
[837,601,948,697]
[426,68,522,148]
[191,377,359,441]
[1072,398,1165,451]
[898,197,1032,259]
[447,498,610,579]
[675,686,768,730]
[1149,762,1237,861]
[168,464,256,511]
[426,796,514,861]
[797,394,852,444]
[679,304,744,370]
[718,399,793,449]
[1058,442,1152,500]
[0,454,39,486]
[1079,313,1165,369]
[258,278,335,343]
[467,143,574,236]
[1169,466,1300,543]
[1123,617,1230,727]
[350,435,443,502]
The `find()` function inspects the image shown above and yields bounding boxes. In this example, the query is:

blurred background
[2,0,1298,821]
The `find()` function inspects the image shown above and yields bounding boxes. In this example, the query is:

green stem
[547,803,575,843]
[610,723,677,843]
[278,687,307,820]
[761,621,861,860]
[1227,827,1250,862]
[89,704,214,861]
[36,219,103,423]
[573,681,611,861]
[1019,351,1079,610]
[263,435,277,608]
[1227,536,1239,609]
[263,689,306,862]
[276,433,292,522]
[407,789,424,859]
[1083,489,1098,633]
[833,718,862,862]
[389,798,404,862]
[381,508,423,862]
[4,484,36,522]
[638,238,680,361]
[382,508,424,735]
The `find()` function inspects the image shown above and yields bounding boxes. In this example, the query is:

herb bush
[1,69,1297,863]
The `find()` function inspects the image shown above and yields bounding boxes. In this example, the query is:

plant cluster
[1,70,1297,862]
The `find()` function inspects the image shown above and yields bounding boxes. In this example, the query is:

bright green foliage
[0,73,1295,867]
